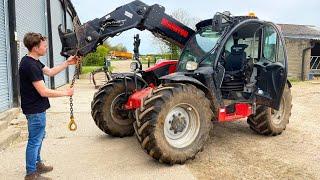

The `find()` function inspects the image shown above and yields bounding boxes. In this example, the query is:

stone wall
[284,38,311,80]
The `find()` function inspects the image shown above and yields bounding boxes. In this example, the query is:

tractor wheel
[247,84,292,136]
[91,78,144,137]
[134,84,213,164]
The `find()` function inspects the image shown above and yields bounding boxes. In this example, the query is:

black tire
[247,84,292,136]
[91,78,144,137]
[134,84,213,164]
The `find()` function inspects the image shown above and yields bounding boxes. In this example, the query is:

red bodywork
[161,18,190,38]
[125,60,178,110]
[126,89,253,122]
[218,103,253,122]
[125,86,154,110]
[144,60,178,74]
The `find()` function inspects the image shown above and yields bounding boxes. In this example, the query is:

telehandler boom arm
[59,0,195,57]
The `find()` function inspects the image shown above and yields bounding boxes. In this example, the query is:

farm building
[278,24,320,80]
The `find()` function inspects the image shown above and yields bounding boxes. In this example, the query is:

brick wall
[284,38,311,80]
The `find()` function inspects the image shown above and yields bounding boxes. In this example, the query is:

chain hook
[68,52,81,131]
[68,116,77,131]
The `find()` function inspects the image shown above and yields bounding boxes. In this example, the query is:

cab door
[255,24,287,110]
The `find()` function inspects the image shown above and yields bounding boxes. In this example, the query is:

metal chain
[68,59,81,131]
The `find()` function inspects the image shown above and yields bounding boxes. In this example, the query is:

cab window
[263,26,278,62]
[278,38,286,64]
[238,37,259,59]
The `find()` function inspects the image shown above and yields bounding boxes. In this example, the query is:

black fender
[114,73,148,87]
[100,73,148,90]
[160,73,209,95]
[160,73,221,117]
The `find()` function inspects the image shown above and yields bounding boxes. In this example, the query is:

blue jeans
[25,112,46,175]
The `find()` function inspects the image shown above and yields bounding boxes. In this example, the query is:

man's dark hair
[23,32,47,51]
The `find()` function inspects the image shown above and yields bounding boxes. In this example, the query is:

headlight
[130,61,139,71]
[186,61,198,71]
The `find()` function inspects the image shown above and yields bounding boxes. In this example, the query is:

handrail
[310,56,320,70]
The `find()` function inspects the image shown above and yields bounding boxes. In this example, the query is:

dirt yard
[187,81,320,179]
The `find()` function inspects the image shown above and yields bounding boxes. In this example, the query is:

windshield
[178,26,222,70]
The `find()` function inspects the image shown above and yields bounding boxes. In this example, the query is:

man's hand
[66,55,81,65]
[33,80,75,97]
[65,87,74,96]
[43,56,81,77]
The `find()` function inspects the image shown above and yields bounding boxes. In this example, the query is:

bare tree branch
[152,9,200,55]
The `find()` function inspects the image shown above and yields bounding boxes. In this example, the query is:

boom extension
[59,0,195,57]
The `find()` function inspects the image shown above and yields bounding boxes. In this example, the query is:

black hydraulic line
[133,34,142,70]
[62,0,70,83]
[124,75,128,97]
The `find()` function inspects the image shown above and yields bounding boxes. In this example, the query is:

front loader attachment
[58,19,100,57]
[58,24,77,57]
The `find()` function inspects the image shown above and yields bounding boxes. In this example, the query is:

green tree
[82,45,109,66]
[169,44,180,59]
[110,43,127,52]
[97,45,109,57]
[103,41,112,50]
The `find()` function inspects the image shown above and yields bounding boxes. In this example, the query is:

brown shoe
[36,162,53,174]
[25,172,52,180]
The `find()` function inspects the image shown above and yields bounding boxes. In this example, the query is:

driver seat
[225,44,248,73]
[221,44,248,92]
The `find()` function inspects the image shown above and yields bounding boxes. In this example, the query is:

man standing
[19,32,80,180]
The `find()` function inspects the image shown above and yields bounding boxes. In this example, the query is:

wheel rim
[110,93,133,125]
[271,97,285,125]
[164,103,200,149]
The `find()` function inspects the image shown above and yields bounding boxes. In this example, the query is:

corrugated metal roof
[278,24,320,40]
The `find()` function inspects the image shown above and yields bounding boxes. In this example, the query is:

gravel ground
[187,81,320,179]
[97,61,320,179]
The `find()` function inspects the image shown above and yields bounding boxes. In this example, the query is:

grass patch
[81,66,116,74]
[109,66,115,72]
[141,59,156,65]
[287,77,301,85]
[81,66,102,74]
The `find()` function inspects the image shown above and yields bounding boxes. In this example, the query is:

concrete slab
[0,121,8,133]
[0,108,20,122]
[0,127,21,150]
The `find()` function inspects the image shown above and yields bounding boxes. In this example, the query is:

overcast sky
[71,0,320,54]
